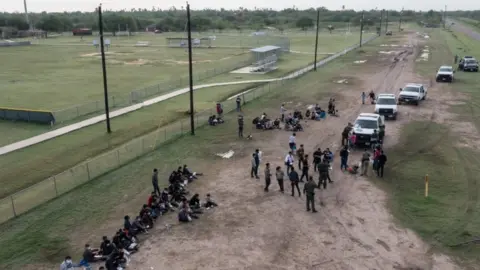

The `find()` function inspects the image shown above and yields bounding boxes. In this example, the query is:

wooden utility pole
[359,11,364,47]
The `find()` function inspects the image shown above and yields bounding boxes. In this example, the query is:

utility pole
[186,3,195,135]
[379,9,383,36]
[385,10,389,33]
[359,11,364,47]
[23,0,32,30]
[443,5,447,28]
[399,7,404,31]
[98,5,112,133]
[314,8,320,71]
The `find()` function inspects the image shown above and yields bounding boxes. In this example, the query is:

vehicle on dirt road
[352,113,385,147]
[458,56,474,70]
[386,31,392,36]
[375,94,398,120]
[462,58,479,72]
[398,83,428,105]
[435,66,455,83]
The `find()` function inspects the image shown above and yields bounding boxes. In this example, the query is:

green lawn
[371,28,480,266]
[0,44,248,110]
[0,38,367,268]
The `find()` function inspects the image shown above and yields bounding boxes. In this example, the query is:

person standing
[251,150,260,179]
[60,256,75,270]
[264,163,272,192]
[360,149,371,176]
[341,123,352,146]
[284,151,294,174]
[361,92,366,105]
[236,96,242,112]
[377,151,387,177]
[289,167,301,197]
[237,115,244,138]
[216,103,223,118]
[297,144,305,170]
[317,159,330,189]
[313,148,322,172]
[280,104,287,122]
[303,176,317,212]
[300,154,310,182]
[152,168,161,196]
[275,166,285,193]
[289,132,297,151]
[454,54,459,64]
[340,146,349,171]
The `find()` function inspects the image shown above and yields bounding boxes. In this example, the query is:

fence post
[53,176,58,196]
[116,149,120,166]
[10,196,16,217]
[86,162,91,181]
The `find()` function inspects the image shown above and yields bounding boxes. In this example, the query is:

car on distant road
[436,66,455,83]
[352,113,385,146]
[458,56,474,70]
[462,58,479,72]
[398,83,427,105]
[386,31,393,36]
[375,94,398,120]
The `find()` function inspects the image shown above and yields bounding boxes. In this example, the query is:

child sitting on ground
[204,194,218,208]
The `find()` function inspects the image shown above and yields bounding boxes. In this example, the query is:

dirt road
[448,19,480,41]
[128,32,461,270]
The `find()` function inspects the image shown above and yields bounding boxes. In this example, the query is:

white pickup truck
[398,83,427,106]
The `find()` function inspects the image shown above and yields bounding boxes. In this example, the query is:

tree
[296,16,313,30]
[327,25,334,33]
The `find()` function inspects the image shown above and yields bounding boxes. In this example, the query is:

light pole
[97,4,111,133]
[379,9,383,36]
[385,10,389,33]
[186,2,195,135]
[399,8,404,31]
[314,8,320,71]
[359,11,364,47]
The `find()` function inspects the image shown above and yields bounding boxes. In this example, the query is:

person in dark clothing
[378,128,385,144]
[313,148,322,172]
[236,96,242,112]
[264,163,272,192]
[289,167,301,197]
[189,193,201,209]
[317,159,330,189]
[251,149,260,179]
[275,166,285,193]
[300,154,310,182]
[341,123,352,146]
[238,115,244,138]
[152,168,161,196]
[339,146,349,171]
[377,151,387,177]
[297,144,305,170]
[303,176,317,212]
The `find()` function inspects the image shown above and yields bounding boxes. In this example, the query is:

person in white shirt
[288,133,296,151]
[280,104,287,122]
[284,151,295,174]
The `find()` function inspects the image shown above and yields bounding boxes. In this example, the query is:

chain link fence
[0,35,377,225]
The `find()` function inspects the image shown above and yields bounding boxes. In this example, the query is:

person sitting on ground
[189,193,201,209]
[140,205,155,227]
[208,115,216,126]
[101,240,117,258]
[147,192,157,208]
[204,193,218,208]
[183,164,202,180]
[314,104,321,112]
[305,109,311,119]
[132,216,148,234]
[347,164,360,174]
[60,256,75,270]
[181,198,200,219]
[293,110,303,120]
[82,243,102,264]
[273,118,281,129]
[169,170,178,184]
[178,207,193,223]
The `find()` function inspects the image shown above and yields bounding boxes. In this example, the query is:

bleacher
[250,54,278,73]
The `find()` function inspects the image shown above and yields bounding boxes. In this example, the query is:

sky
[0,0,472,13]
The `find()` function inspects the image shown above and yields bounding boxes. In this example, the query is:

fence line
[51,35,291,123]
[0,35,377,225]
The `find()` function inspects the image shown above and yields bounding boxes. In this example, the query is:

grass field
[371,27,480,265]
[0,38,363,268]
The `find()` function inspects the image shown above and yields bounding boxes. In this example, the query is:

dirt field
[106,32,463,269]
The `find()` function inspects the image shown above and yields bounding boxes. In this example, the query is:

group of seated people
[74,165,215,270]
[306,104,327,120]
[208,115,224,126]
[252,113,281,130]
[284,112,304,132]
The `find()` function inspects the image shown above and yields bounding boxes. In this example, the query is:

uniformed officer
[317,159,330,189]
[238,115,244,138]
[303,176,317,212]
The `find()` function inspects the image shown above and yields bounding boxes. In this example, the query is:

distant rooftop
[250,45,281,53]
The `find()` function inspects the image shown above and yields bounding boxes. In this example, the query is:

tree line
[0,8,449,33]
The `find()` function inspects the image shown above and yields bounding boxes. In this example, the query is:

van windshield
[355,119,379,129]
[377,98,396,105]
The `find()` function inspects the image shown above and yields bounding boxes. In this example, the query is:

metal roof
[250,45,281,53]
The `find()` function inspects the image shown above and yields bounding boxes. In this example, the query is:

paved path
[0,43,359,156]
[448,19,480,41]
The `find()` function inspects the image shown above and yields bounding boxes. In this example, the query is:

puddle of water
[354,60,367,64]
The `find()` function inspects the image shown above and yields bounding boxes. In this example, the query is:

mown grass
[373,27,480,266]
[0,37,374,269]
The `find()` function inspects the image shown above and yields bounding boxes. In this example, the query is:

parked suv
[375,94,398,120]
[462,58,479,72]
[458,56,474,70]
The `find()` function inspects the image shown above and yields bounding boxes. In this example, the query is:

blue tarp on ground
[0,107,55,124]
